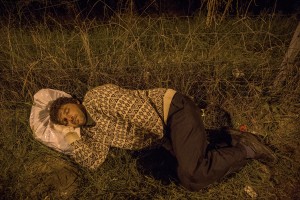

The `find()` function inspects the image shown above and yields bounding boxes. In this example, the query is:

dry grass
[0,13,299,199]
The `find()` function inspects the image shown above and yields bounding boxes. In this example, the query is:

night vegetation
[0,0,299,199]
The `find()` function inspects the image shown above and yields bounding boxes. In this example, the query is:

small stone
[244,185,258,198]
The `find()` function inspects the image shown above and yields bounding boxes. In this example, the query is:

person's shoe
[227,128,278,164]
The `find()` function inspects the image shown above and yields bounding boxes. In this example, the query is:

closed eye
[64,107,69,115]
[63,118,68,126]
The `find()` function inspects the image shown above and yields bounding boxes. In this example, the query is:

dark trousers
[167,93,248,191]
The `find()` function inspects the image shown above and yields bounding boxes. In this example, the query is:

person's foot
[227,128,278,164]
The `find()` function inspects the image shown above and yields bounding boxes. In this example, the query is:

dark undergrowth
[0,13,299,199]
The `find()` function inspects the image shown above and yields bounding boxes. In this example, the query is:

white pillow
[30,89,81,154]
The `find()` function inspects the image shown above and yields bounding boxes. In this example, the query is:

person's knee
[177,166,216,191]
[177,168,207,191]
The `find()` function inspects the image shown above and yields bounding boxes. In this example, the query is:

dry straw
[0,7,299,199]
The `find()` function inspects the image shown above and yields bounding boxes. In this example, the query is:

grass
[0,13,299,199]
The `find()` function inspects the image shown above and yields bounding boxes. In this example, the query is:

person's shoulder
[101,84,119,90]
[85,84,119,97]
[90,84,118,91]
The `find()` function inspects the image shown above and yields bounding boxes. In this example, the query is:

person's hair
[49,97,78,125]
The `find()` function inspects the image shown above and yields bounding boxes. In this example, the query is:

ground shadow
[133,147,179,186]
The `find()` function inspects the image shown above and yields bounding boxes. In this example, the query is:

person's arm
[65,132,109,170]
[108,85,164,139]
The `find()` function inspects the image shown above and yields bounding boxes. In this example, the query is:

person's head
[49,97,87,128]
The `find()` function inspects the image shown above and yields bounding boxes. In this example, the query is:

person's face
[58,102,87,128]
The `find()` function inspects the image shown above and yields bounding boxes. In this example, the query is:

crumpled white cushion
[30,88,81,154]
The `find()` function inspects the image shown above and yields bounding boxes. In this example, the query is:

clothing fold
[167,93,248,191]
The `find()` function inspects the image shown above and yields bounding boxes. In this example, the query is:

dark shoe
[227,128,278,164]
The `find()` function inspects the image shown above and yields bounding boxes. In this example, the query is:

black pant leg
[168,93,248,191]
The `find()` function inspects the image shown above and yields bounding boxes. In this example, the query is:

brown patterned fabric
[69,84,170,170]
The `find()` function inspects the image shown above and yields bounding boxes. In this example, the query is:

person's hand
[64,131,80,144]
[53,124,76,137]
[53,124,80,144]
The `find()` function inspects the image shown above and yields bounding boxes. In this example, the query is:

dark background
[0,0,299,22]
